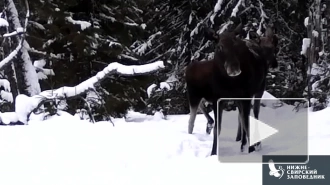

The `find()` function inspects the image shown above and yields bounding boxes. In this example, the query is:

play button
[249,116,278,146]
[216,97,308,163]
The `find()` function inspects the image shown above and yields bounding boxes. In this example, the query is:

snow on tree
[0,59,166,124]
[0,15,9,27]
[303,0,330,111]
[0,0,316,123]
[33,59,55,80]
[5,0,41,96]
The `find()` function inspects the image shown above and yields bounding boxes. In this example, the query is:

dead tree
[304,0,322,108]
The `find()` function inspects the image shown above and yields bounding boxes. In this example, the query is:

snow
[43,38,56,48]
[214,0,224,13]
[0,42,23,70]
[3,61,166,124]
[33,59,55,80]
[140,23,146,29]
[210,0,224,24]
[119,54,138,61]
[16,27,24,33]
[134,31,162,55]
[65,17,91,31]
[29,21,46,30]
[44,60,164,98]
[15,94,38,124]
[0,92,329,185]
[86,91,101,105]
[33,59,46,68]
[210,14,216,25]
[257,1,268,35]
[6,0,41,96]
[147,81,173,98]
[300,38,311,55]
[6,0,23,28]
[147,84,157,98]
[310,98,317,104]
[160,82,171,90]
[218,21,231,34]
[190,23,201,37]
[21,40,42,95]
[124,22,139,27]
[312,30,319,38]
[133,6,143,14]
[304,17,309,27]
[0,79,11,92]
[231,0,243,17]
[99,13,116,22]
[245,31,250,39]
[0,17,9,27]
[0,91,13,103]
[0,112,18,124]
[105,60,164,74]
[153,111,165,120]
[319,50,324,57]
[189,12,193,24]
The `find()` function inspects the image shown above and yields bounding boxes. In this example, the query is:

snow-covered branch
[133,31,162,56]
[0,15,9,28]
[3,27,24,37]
[0,41,22,70]
[65,16,91,31]
[301,38,311,56]
[8,60,167,124]
[33,59,55,80]
[0,79,13,103]
[231,0,243,17]
[27,47,63,59]
[0,4,30,71]
[257,0,268,35]
[210,0,225,24]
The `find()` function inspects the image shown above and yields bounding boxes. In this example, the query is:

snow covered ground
[0,94,330,185]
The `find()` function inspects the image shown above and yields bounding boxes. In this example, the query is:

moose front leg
[211,100,224,156]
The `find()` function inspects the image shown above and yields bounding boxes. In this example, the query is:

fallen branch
[4,60,167,125]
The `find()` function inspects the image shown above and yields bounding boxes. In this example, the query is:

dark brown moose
[185,24,278,155]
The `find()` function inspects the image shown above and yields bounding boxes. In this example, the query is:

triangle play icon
[249,116,278,146]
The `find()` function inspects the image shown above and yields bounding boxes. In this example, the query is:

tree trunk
[6,0,41,96]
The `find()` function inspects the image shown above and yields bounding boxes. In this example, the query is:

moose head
[258,27,278,68]
[204,23,244,77]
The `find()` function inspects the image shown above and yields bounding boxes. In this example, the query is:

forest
[0,0,327,124]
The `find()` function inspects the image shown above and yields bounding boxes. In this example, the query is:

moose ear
[233,23,243,36]
[204,28,219,42]
[265,27,274,38]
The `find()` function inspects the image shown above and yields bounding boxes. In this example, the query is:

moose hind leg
[236,114,242,141]
[253,92,263,151]
[187,88,202,134]
[200,102,214,135]
[188,105,198,134]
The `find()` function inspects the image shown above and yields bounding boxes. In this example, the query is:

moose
[185,23,278,155]
[200,29,278,140]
